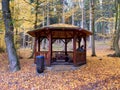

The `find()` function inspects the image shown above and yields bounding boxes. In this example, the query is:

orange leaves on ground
[0,49,120,90]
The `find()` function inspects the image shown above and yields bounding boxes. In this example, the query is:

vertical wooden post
[78,38,82,48]
[73,33,77,66]
[38,37,40,52]
[65,39,67,55]
[47,32,52,66]
[83,37,86,63]
[83,37,86,51]
[34,37,37,63]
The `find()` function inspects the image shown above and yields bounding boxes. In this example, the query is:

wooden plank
[47,32,52,66]
[75,37,87,65]
[83,37,86,64]
[38,38,40,52]
[73,33,77,66]
[65,39,67,55]
[34,37,37,63]
[76,51,86,65]
[78,38,82,48]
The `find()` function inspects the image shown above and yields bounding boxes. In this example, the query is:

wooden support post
[34,37,37,63]
[78,38,81,48]
[73,34,77,66]
[47,32,52,66]
[65,39,67,55]
[83,37,86,51]
[83,37,86,63]
[38,37,40,52]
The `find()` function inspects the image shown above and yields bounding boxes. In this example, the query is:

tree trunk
[34,0,38,29]
[47,0,50,26]
[89,0,92,48]
[29,0,38,58]
[79,0,84,28]
[72,2,75,25]
[90,0,96,56]
[2,0,20,72]
[111,31,116,50]
[114,1,120,56]
[114,25,120,56]
[42,9,45,27]
[62,0,65,24]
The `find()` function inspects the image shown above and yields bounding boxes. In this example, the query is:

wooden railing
[76,51,86,65]
[34,51,86,66]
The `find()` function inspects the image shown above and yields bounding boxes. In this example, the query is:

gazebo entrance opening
[40,39,74,65]
[52,39,73,64]
[27,24,92,66]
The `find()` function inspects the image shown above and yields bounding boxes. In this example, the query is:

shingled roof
[27,23,92,38]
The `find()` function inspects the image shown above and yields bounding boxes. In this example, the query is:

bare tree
[62,0,65,24]
[72,1,75,25]
[47,0,50,26]
[90,0,96,56]
[2,0,20,72]
[89,0,92,48]
[79,0,84,28]
[114,0,120,56]
[29,0,39,58]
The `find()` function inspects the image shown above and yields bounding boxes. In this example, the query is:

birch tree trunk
[44,0,50,49]
[90,0,96,56]
[89,0,92,48]
[72,2,75,25]
[42,10,45,27]
[81,4,84,28]
[47,0,50,26]
[42,9,46,49]
[62,0,65,24]
[79,0,84,28]
[2,0,20,72]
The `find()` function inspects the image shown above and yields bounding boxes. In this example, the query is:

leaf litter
[0,48,120,90]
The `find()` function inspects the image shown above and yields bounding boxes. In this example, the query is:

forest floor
[0,45,120,90]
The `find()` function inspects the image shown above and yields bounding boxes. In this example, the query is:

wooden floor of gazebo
[51,60,73,65]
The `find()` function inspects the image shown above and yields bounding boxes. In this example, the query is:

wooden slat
[73,32,77,66]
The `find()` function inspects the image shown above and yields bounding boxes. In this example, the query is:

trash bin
[36,55,45,73]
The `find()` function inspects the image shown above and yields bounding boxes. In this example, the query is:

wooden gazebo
[27,23,92,66]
